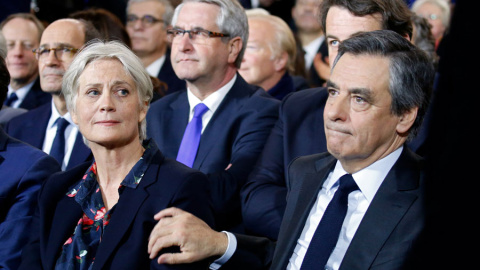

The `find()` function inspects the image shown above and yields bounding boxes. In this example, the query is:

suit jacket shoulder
[4,102,51,149]
[19,78,51,110]
[0,129,60,269]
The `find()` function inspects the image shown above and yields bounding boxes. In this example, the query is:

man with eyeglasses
[0,13,51,111]
[146,0,279,233]
[5,18,99,171]
[126,0,185,97]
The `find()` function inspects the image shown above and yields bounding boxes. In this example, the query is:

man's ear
[396,107,418,135]
[227,37,242,64]
[274,52,288,72]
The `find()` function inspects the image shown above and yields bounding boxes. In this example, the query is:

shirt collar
[7,80,36,101]
[145,55,166,77]
[326,146,403,202]
[186,74,236,115]
[48,99,74,129]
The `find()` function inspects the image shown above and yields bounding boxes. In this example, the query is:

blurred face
[239,19,280,90]
[324,54,406,171]
[72,59,147,149]
[2,17,40,86]
[170,2,234,84]
[292,0,323,33]
[38,19,85,94]
[414,2,446,41]
[126,1,168,58]
[326,6,382,65]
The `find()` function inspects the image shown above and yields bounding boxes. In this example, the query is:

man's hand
[148,207,228,264]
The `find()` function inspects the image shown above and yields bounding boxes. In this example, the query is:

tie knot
[193,103,209,118]
[4,92,18,106]
[56,117,70,132]
[338,174,359,194]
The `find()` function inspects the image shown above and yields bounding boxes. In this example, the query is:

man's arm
[0,154,60,269]
[148,207,275,270]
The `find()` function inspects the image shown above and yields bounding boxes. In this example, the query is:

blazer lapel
[339,149,421,269]
[272,155,336,270]
[27,104,51,148]
[92,154,161,269]
[44,167,87,269]
[193,76,247,169]
[165,94,189,158]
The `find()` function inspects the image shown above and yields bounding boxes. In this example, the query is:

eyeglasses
[126,14,164,27]
[167,28,230,44]
[32,46,79,61]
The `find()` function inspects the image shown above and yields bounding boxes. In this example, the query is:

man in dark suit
[146,0,279,232]
[147,29,434,270]
[4,18,100,170]
[0,13,51,111]
[241,0,416,240]
[0,50,61,270]
[126,0,185,96]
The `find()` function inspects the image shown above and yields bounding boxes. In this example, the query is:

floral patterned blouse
[55,140,156,270]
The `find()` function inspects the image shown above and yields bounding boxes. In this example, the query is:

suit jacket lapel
[28,104,51,148]
[193,76,247,169]
[92,152,162,269]
[339,149,420,269]
[44,167,87,268]
[164,93,189,158]
[273,155,336,269]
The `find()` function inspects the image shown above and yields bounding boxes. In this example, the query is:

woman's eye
[117,89,129,96]
[87,89,99,96]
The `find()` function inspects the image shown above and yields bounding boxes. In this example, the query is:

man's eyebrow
[326,80,338,89]
[38,42,75,48]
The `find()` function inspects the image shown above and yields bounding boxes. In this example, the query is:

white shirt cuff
[209,231,237,269]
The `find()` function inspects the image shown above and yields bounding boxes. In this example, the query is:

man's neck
[298,30,323,47]
[138,48,167,67]
[9,76,37,91]
[52,94,68,116]
[187,68,237,101]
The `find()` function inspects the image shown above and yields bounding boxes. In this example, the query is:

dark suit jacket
[241,87,430,240]
[146,75,279,231]
[18,78,51,110]
[157,50,186,96]
[19,147,215,270]
[241,87,328,239]
[228,147,426,270]
[4,102,92,170]
[0,128,60,270]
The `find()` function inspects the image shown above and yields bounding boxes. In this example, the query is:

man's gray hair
[332,30,435,141]
[171,0,248,68]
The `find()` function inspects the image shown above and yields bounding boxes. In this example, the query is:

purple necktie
[300,174,359,269]
[176,103,209,167]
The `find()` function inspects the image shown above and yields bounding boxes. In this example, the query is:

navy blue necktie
[50,117,70,166]
[176,103,209,167]
[300,174,359,269]
[4,92,18,107]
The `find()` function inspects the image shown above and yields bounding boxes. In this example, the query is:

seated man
[148,29,435,270]
[0,52,60,270]
[241,0,415,240]
[239,9,309,100]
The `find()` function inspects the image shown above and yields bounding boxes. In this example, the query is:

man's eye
[353,96,366,104]
[330,40,340,47]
